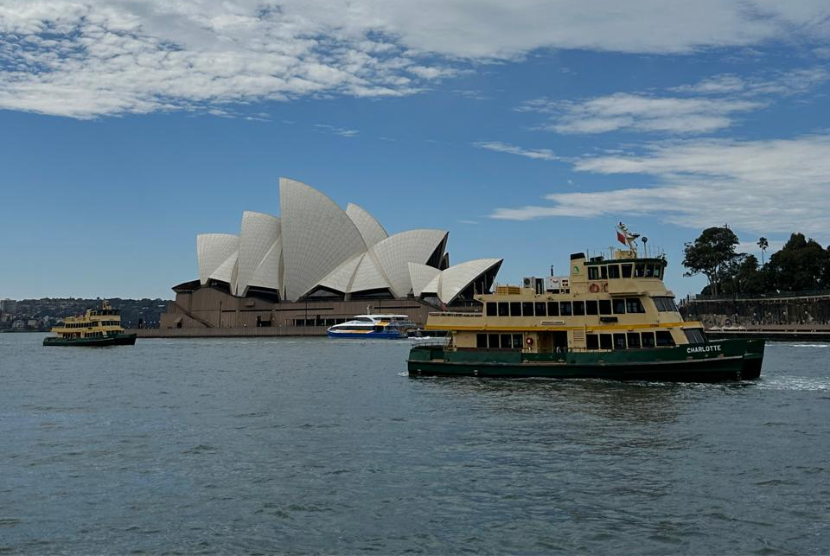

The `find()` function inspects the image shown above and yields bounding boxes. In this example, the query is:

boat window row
[63,322,95,329]
[90,310,118,316]
[585,330,675,350]
[485,298,645,318]
[652,297,678,312]
[476,333,524,350]
[294,318,348,327]
[587,262,663,281]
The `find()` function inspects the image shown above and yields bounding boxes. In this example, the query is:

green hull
[408,339,764,382]
[43,333,137,347]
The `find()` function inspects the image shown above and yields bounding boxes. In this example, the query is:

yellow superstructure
[426,247,706,354]
[50,300,128,340]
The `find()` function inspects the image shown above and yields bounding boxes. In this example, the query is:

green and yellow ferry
[43,300,137,347]
[408,227,763,382]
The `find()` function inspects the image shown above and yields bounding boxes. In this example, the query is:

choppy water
[1,333,829,555]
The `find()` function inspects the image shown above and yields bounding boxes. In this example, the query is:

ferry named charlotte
[408,224,764,382]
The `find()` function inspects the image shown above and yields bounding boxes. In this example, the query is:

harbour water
[1,333,829,554]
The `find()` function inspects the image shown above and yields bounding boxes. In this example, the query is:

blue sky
[2,1,830,300]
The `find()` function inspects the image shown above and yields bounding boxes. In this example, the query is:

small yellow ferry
[408,225,764,382]
[43,300,137,347]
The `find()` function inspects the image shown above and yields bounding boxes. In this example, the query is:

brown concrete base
[129,326,330,338]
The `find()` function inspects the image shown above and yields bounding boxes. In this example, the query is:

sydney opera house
[160,178,502,333]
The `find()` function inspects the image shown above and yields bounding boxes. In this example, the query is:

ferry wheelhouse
[408,227,763,381]
[43,300,137,347]
[327,314,414,339]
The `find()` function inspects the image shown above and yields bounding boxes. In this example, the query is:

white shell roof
[236,211,281,296]
[191,178,501,303]
[249,238,282,292]
[350,253,393,293]
[279,178,367,301]
[370,229,448,297]
[346,203,388,247]
[197,234,239,285]
[437,258,502,304]
[210,251,239,284]
[318,253,364,293]
[408,263,441,297]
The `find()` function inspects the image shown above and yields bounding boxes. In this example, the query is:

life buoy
[589,283,600,293]
[526,337,534,346]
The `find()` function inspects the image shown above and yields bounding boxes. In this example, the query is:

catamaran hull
[407,339,764,382]
[327,331,405,339]
[43,333,137,347]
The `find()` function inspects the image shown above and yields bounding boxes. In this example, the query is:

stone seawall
[683,295,830,328]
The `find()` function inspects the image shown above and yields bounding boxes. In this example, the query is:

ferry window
[613,333,627,350]
[535,302,547,317]
[626,298,645,313]
[560,302,572,316]
[635,264,646,277]
[588,267,599,280]
[608,265,620,279]
[645,264,654,277]
[586,334,599,350]
[486,303,497,316]
[600,334,613,350]
[585,300,598,315]
[600,266,608,280]
[653,265,662,278]
[621,264,633,278]
[573,301,585,316]
[512,334,523,349]
[498,302,509,317]
[488,334,499,348]
[613,299,626,314]
[510,302,522,317]
[653,297,678,312]
[656,331,675,347]
[627,332,641,348]
[522,302,534,316]
[599,300,612,315]
[547,302,559,316]
[684,329,706,344]
[501,334,512,349]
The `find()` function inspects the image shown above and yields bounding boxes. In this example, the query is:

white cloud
[672,67,830,96]
[1,1,830,118]
[517,67,828,136]
[473,141,562,161]
[491,136,830,240]
[314,123,359,137]
[520,94,763,134]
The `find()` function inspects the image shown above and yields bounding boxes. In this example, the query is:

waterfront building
[160,178,502,332]
[0,299,17,314]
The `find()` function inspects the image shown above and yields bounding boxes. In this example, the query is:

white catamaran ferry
[327,314,415,339]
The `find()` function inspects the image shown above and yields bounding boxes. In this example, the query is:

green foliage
[690,231,830,296]
[682,227,740,296]
[765,233,828,291]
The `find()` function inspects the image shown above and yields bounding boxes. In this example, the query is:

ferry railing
[409,337,451,348]
[428,312,482,318]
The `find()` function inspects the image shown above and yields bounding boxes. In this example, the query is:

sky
[2,0,830,300]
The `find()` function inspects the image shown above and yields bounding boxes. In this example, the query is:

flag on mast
[616,228,626,245]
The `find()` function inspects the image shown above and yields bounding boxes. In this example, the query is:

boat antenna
[642,236,649,258]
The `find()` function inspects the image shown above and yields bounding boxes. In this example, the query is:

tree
[765,233,826,291]
[758,237,769,265]
[683,227,740,296]
[720,254,766,295]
